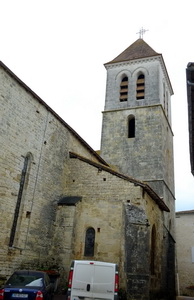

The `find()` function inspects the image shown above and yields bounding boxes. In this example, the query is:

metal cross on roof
[137,27,148,39]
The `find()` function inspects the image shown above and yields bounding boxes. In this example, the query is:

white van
[67,260,119,300]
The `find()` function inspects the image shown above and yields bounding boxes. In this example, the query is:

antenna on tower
[136,27,149,39]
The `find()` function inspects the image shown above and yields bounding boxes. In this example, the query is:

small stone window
[84,227,95,256]
[120,76,128,102]
[128,115,135,138]
[136,74,145,100]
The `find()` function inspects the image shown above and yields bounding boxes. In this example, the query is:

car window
[6,274,43,287]
[26,278,43,287]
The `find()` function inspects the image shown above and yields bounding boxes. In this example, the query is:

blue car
[0,270,54,300]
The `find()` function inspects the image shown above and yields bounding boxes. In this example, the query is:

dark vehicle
[0,270,53,300]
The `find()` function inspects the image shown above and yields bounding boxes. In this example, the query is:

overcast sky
[1,0,194,212]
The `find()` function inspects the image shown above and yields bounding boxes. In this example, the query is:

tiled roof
[176,210,194,215]
[105,38,160,65]
[69,151,170,212]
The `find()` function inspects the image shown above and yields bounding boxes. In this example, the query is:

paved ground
[54,295,194,300]
[53,294,194,300]
[177,297,194,300]
[54,295,66,300]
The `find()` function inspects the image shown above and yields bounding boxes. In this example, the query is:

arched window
[120,76,128,102]
[150,224,156,275]
[128,115,135,138]
[136,74,145,100]
[9,152,32,247]
[84,227,95,256]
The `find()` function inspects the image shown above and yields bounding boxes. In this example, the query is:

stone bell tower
[100,38,175,227]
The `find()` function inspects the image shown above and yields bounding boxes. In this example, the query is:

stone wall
[53,157,168,298]
[101,105,174,193]
[176,211,194,297]
[0,65,103,278]
[0,62,175,299]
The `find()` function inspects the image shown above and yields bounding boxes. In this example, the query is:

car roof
[12,270,46,276]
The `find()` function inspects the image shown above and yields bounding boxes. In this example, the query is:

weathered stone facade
[0,62,106,274]
[100,39,176,299]
[0,38,175,300]
[176,210,194,297]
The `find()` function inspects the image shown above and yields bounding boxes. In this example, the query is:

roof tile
[105,38,160,65]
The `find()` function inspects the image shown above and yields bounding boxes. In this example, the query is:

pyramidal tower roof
[105,38,161,65]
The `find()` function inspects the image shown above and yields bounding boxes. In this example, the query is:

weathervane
[137,27,148,39]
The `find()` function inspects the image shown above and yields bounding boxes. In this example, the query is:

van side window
[84,227,95,256]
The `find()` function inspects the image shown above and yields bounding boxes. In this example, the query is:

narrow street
[177,297,194,300]
[53,294,66,300]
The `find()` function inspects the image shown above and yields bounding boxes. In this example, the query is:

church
[0,37,176,300]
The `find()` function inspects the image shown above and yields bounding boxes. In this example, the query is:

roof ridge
[0,61,108,166]
[105,38,161,65]
[176,209,194,214]
[69,151,170,212]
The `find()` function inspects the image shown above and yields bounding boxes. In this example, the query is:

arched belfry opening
[120,76,128,102]
[136,73,145,100]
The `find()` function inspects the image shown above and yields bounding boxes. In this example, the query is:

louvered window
[120,76,128,102]
[136,74,145,100]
